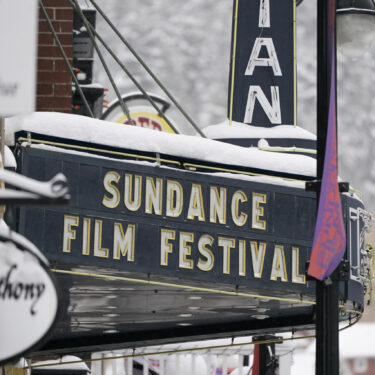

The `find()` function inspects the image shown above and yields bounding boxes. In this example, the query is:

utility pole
[315,0,340,374]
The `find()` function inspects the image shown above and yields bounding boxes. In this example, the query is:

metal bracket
[252,335,283,344]
[305,180,350,193]
[0,169,70,205]
[306,259,350,281]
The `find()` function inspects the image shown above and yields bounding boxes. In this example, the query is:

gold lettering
[166,180,183,218]
[270,245,287,282]
[93,220,109,258]
[219,237,236,274]
[197,235,214,271]
[102,171,120,209]
[63,215,79,253]
[179,232,194,269]
[145,177,163,215]
[124,174,142,211]
[252,193,266,230]
[239,239,246,276]
[187,184,205,221]
[82,218,91,255]
[210,186,226,224]
[292,247,306,284]
[231,190,248,226]
[250,241,266,278]
[113,223,135,261]
[160,229,175,266]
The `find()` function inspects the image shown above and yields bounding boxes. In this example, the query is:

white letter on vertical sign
[245,38,282,76]
[244,86,281,124]
[259,0,270,28]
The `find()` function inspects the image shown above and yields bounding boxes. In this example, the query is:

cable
[70,0,132,125]
[39,0,94,118]
[88,0,205,137]
[74,9,180,134]
[25,314,360,370]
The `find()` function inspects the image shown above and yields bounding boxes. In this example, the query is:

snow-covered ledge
[5,112,316,180]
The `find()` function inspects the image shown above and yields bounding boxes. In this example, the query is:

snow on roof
[5,112,316,178]
[203,119,317,140]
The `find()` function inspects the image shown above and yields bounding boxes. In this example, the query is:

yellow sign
[116,111,176,134]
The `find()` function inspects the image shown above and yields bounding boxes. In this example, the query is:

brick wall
[37,0,73,113]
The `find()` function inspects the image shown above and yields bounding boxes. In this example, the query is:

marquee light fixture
[337,0,375,58]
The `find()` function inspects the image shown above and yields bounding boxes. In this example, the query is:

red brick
[55,8,73,21]
[37,59,54,71]
[39,20,72,33]
[39,7,55,20]
[37,71,71,84]
[54,84,72,97]
[42,0,71,8]
[37,96,72,108]
[38,33,55,46]
[58,33,73,46]
[37,84,54,96]
[38,45,73,58]
[38,33,72,47]
[37,107,70,112]
[55,59,73,72]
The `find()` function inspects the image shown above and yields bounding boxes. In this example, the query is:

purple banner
[307,0,346,280]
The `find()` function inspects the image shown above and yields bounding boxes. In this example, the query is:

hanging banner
[307,0,346,280]
[228,0,296,127]
[0,234,59,365]
[0,0,38,116]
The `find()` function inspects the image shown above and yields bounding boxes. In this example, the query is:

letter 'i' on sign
[0,0,38,115]
[228,0,296,127]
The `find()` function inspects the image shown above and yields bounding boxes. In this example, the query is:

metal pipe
[70,0,132,124]
[39,0,94,118]
[79,14,181,134]
[315,0,340,374]
[88,0,205,137]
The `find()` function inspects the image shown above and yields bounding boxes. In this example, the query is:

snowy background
[91,0,375,211]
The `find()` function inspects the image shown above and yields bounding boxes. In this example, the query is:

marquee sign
[228,0,296,127]
[19,150,317,294]
[14,145,366,353]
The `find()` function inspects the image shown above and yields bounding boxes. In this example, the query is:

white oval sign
[0,239,58,365]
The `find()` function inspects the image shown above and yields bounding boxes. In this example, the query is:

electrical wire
[70,0,133,125]
[88,0,205,137]
[72,7,180,134]
[25,313,361,370]
[39,0,94,118]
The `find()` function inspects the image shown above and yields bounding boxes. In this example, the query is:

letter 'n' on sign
[228,0,296,127]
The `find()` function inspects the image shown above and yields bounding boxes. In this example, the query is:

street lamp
[337,0,375,58]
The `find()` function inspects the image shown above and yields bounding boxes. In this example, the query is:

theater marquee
[17,146,319,294]
[13,144,366,353]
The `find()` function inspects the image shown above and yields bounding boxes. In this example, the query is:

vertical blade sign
[228,0,296,127]
[308,0,346,280]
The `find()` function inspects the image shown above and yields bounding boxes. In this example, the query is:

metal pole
[315,0,339,374]
[0,117,4,165]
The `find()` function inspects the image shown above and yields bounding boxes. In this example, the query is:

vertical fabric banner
[307,0,346,280]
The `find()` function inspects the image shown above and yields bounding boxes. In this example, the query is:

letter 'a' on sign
[0,231,59,365]
[0,0,38,116]
[228,0,296,127]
